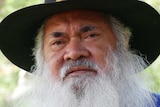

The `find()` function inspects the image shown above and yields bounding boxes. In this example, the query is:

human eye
[53,40,64,45]
[88,33,98,38]
[85,32,99,39]
[51,40,65,51]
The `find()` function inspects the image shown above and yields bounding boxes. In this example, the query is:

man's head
[16,10,156,107]
[33,10,131,81]
[39,10,116,81]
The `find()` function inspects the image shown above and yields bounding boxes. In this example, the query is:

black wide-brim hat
[0,0,160,72]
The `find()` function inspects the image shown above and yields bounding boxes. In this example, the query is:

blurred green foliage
[145,56,160,92]
[0,0,160,107]
[0,0,43,106]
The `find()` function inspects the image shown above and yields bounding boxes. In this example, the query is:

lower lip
[65,70,96,79]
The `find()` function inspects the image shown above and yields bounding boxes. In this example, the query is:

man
[0,0,160,107]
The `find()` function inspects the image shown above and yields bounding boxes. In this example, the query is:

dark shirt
[154,93,160,107]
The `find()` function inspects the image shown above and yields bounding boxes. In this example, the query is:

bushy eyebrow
[50,32,64,38]
[80,26,96,33]
[49,25,97,38]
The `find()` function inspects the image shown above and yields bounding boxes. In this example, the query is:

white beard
[13,71,119,107]
[12,47,156,107]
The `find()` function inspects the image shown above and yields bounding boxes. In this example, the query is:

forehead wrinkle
[44,13,71,29]
[47,15,82,36]
[43,16,71,38]
[44,10,111,37]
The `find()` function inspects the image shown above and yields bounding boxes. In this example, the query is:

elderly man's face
[43,10,116,81]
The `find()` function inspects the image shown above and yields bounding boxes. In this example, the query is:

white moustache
[60,59,99,80]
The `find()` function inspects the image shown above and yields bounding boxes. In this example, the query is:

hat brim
[0,0,160,72]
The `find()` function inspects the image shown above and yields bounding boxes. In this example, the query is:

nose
[64,38,90,61]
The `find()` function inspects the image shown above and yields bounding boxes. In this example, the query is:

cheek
[87,43,109,69]
[87,37,115,69]
[44,49,64,80]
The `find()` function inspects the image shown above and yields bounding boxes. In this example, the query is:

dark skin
[43,10,116,81]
